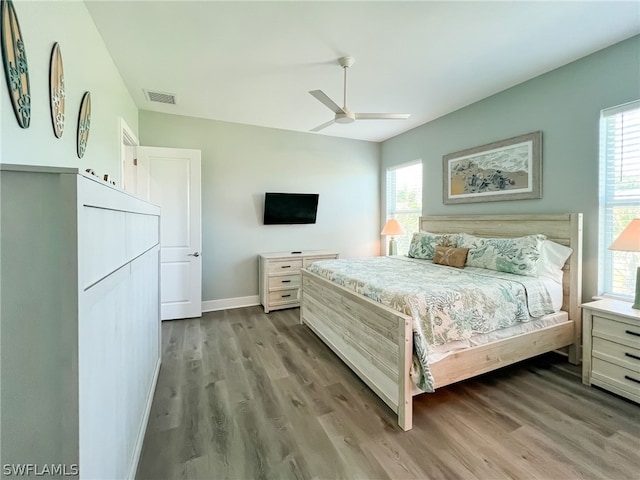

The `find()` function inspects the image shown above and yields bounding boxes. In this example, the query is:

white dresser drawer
[592,337,640,372]
[268,288,300,304]
[592,358,640,398]
[592,315,640,348]
[267,259,303,273]
[268,274,301,289]
[303,254,338,267]
[259,250,339,313]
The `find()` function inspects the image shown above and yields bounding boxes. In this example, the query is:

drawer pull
[625,352,640,361]
[282,294,291,298]
[625,330,640,337]
[624,375,640,385]
[281,265,291,269]
[281,280,291,283]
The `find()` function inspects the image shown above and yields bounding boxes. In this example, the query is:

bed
[300,214,583,431]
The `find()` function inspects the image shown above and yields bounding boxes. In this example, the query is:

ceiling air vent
[143,89,177,105]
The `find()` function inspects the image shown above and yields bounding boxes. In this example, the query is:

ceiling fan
[309,56,411,132]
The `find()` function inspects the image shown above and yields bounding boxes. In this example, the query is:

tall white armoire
[0,164,161,479]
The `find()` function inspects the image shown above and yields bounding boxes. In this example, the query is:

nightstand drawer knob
[625,352,640,361]
[281,280,291,283]
[282,294,291,298]
[624,375,640,384]
[281,265,291,269]
[625,330,640,337]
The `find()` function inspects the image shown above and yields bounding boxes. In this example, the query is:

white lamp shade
[609,219,640,252]
[381,218,405,236]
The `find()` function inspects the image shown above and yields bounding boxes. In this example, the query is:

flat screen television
[263,192,319,225]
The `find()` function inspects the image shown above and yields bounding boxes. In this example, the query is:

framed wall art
[77,91,91,158]
[49,42,65,138]
[442,131,542,204]
[1,0,31,128]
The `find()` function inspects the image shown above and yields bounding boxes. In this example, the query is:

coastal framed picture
[442,131,542,204]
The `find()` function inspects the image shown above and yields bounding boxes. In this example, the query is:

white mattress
[426,309,569,365]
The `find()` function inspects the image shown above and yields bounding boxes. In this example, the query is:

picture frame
[442,131,542,204]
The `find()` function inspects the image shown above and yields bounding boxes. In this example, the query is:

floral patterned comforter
[306,255,555,392]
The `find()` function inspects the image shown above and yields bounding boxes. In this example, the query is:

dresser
[259,250,339,313]
[582,299,640,403]
[1,165,161,479]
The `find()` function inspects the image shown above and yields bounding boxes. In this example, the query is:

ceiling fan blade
[310,119,336,132]
[354,113,411,120]
[309,90,345,114]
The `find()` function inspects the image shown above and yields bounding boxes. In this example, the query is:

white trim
[601,99,640,118]
[386,158,422,172]
[126,356,161,480]
[202,295,260,312]
[120,118,139,190]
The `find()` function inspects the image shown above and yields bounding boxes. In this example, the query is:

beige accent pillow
[433,246,469,269]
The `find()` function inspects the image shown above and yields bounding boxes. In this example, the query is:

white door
[135,146,202,320]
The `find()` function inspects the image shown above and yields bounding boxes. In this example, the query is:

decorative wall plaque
[49,42,65,137]
[1,0,31,128]
[77,92,91,158]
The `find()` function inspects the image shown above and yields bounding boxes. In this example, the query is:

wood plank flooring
[136,306,640,480]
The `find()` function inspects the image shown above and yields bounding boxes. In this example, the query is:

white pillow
[537,240,573,284]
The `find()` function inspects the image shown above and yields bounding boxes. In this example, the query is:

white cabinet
[0,165,161,479]
[582,299,640,403]
[259,250,339,313]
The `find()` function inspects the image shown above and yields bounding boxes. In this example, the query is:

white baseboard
[127,356,161,480]
[202,295,260,312]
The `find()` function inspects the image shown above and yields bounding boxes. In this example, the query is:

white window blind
[386,161,422,255]
[599,100,640,298]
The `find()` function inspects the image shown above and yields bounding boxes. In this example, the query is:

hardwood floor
[136,306,640,480]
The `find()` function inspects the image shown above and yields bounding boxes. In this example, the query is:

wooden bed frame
[300,214,583,431]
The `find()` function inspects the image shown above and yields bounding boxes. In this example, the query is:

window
[385,161,423,255]
[598,100,640,298]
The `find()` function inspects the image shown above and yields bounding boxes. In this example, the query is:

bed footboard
[300,269,414,431]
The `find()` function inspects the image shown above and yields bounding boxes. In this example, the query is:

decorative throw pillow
[407,232,459,260]
[458,233,546,277]
[433,246,469,268]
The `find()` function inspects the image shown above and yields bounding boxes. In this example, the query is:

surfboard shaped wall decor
[77,92,91,158]
[1,0,30,128]
[50,42,65,138]
[78,92,91,158]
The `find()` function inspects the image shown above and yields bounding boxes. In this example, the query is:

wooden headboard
[419,214,583,360]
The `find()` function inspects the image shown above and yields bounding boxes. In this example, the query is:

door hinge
[133,158,138,166]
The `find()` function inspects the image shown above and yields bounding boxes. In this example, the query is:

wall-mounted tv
[263,192,319,225]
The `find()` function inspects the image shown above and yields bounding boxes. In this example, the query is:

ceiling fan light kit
[309,56,410,132]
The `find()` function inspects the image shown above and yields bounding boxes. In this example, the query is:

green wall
[381,35,640,301]
[139,112,381,306]
[0,1,138,184]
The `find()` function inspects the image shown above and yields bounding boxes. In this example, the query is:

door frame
[120,118,139,191]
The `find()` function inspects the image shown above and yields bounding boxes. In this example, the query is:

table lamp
[609,218,640,309]
[381,219,405,256]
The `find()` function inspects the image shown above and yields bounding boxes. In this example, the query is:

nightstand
[582,299,640,403]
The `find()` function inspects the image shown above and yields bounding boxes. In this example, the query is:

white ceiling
[85,0,640,142]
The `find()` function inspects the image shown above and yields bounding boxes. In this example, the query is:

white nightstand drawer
[592,358,640,397]
[592,315,640,348]
[267,259,303,273]
[268,274,301,289]
[268,288,299,304]
[592,337,640,372]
